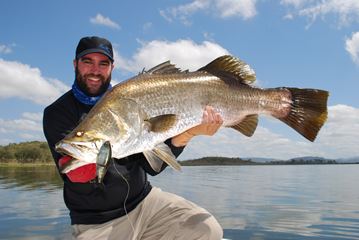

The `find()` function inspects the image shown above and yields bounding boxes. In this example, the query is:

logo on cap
[98,44,111,55]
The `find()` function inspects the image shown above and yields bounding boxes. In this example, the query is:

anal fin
[143,142,182,172]
[229,114,258,137]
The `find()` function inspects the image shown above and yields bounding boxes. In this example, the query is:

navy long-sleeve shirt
[43,90,184,224]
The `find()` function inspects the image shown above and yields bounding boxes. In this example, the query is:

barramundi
[56,55,329,174]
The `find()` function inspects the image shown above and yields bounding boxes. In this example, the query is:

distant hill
[180,156,358,166]
[271,156,337,165]
[336,156,359,163]
[288,156,359,164]
[179,157,256,166]
[242,157,282,163]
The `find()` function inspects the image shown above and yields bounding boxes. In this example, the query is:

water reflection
[1,165,359,239]
[0,165,62,190]
[149,165,359,240]
[0,166,70,239]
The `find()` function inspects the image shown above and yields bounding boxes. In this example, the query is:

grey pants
[72,187,223,240]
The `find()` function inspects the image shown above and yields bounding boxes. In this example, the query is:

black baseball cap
[75,36,114,62]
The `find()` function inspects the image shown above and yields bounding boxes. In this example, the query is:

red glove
[58,155,96,183]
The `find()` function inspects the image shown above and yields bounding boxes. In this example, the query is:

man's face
[74,52,114,96]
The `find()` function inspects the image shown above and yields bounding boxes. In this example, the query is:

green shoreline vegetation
[0,141,53,165]
[0,141,358,166]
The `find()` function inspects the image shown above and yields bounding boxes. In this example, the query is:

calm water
[1,165,359,240]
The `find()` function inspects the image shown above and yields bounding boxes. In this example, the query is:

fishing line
[112,161,136,235]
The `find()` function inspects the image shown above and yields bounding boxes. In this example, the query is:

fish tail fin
[277,88,329,142]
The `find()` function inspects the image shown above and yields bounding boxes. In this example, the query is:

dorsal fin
[229,114,258,137]
[198,55,256,85]
[144,61,188,75]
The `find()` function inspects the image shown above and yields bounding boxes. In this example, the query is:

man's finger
[214,113,221,124]
[202,110,209,124]
[207,106,216,123]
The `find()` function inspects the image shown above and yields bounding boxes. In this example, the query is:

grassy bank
[0,162,55,167]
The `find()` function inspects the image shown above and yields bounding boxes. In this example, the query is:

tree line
[0,142,344,166]
[0,141,53,164]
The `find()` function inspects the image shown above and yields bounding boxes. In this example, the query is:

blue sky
[1,0,358,160]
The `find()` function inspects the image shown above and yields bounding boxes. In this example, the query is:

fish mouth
[55,140,99,161]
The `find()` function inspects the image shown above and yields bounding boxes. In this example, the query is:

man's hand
[171,106,223,147]
[187,106,223,136]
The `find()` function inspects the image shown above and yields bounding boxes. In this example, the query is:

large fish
[56,55,329,174]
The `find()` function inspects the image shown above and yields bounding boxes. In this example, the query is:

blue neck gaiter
[72,81,112,105]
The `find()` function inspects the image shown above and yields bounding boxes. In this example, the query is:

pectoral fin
[145,114,177,132]
[229,114,258,137]
[143,142,182,172]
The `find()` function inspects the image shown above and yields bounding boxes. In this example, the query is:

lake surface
[1,165,359,240]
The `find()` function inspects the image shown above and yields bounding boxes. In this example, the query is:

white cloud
[114,39,229,74]
[0,111,45,145]
[160,0,209,25]
[179,104,359,160]
[216,0,257,19]
[0,59,69,105]
[318,105,359,158]
[160,0,257,24]
[22,112,43,122]
[0,119,41,143]
[0,113,42,133]
[0,44,12,54]
[345,32,359,65]
[90,14,121,30]
[0,138,13,145]
[280,0,314,8]
[281,0,359,27]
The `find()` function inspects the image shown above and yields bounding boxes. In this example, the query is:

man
[43,36,223,240]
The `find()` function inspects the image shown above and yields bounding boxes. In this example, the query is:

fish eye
[76,131,84,137]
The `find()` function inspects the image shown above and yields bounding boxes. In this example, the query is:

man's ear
[73,59,77,69]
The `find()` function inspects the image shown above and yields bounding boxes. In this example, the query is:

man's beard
[75,67,111,97]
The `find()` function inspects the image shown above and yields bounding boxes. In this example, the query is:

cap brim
[76,49,114,62]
